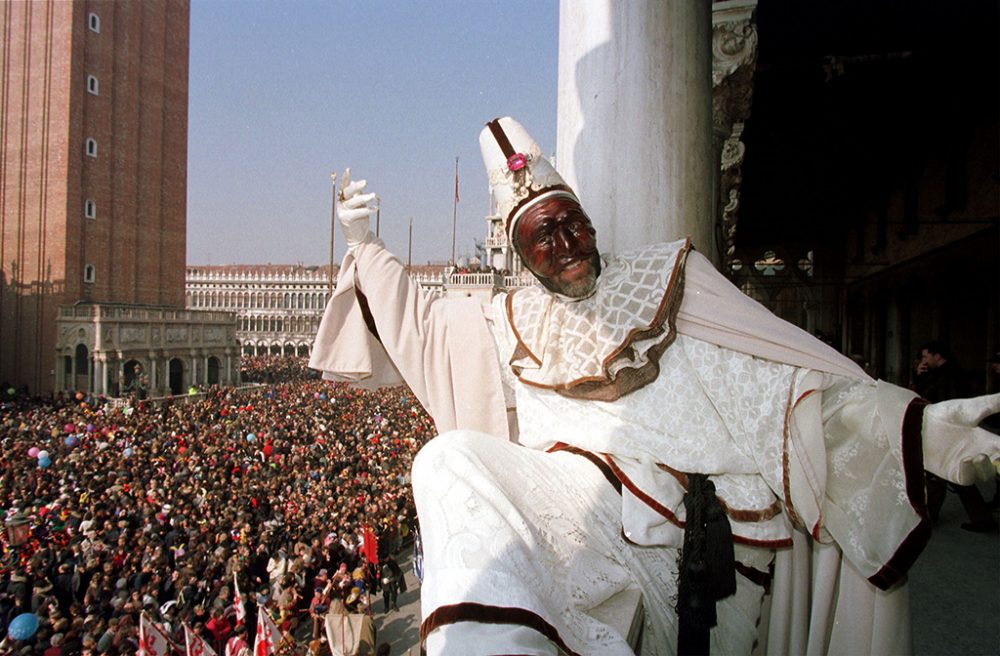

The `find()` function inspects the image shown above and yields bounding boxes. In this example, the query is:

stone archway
[168,358,185,395]
[207,357,221,385]
[74,344,90,392]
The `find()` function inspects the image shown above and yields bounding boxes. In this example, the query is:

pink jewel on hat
[506,153,527,172]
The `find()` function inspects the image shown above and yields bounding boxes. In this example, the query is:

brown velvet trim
[605,456,683,525]
[486,118,517,159]
[736,535,793,549]
[735,562,773,594]
[867,398,933,591]
[606,456,794,548]
[508,240,692,402]
[547,443,622,493]
[655,463,783,522]
[505,292,541,367]
[505,184,579,235]
[420,602,580,656]
[901,398,931,515]
[354,288,381,343]
[781,386,813,529]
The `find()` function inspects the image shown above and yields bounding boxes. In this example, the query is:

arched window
[84,199,96,219]
[75,344,90,376]
[85,138,97,158]
[83,264,96,284]
[87,75,99,95]
[88,12,100,33]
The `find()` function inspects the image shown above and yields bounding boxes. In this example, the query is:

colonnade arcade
[55,304,241,398]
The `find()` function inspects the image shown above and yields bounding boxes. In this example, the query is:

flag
[233,572,246,624]
[138,613,173,656]
[454,156,460,203]
[362,526,378,565]
[185,623,217,656]
[253,607,281,656]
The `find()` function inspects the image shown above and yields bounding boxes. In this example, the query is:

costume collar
[506,238,691,401]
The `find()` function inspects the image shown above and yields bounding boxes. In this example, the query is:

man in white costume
[310,117,1000,656]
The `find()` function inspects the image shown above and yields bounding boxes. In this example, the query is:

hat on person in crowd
[479,116,579,241]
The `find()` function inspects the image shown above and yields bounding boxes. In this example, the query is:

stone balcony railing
[59,304,233,323]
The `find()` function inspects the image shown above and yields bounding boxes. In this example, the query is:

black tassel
[677,474,736,656]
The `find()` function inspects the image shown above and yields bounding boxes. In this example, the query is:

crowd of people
[0,369,432,655]
[240,356,319,384]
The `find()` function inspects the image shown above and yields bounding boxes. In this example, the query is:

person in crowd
[380,556,403,614]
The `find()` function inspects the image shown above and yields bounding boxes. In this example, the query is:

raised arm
[310,169,509,439]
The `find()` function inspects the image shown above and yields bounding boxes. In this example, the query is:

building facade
[3,0,238,394]
[185,265,336,357]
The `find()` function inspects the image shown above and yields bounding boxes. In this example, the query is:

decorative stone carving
[712,1,758,269]
[166,327,188,343]
[205,327,224,343]
[712,9,759,88]
[121,327,146,344]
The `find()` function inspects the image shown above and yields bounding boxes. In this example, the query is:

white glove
[922,393,1000,484]
[337,168,376,252]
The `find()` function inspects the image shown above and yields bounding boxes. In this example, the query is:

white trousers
[412,431,768,656]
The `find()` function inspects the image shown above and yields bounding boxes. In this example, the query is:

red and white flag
[233,572,246,624]
[138,613,173,656]
[184,623,217,656]
[253,607,281,656]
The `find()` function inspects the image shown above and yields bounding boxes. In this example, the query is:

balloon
[123,447,133,458]
[27,447,39,458]
[7,612,39,640]
[38,456,51,468]
[319,394,327,401]
[314,392,320,399]
[64,435,79,447]
[37,450,49,460]
[64,423,75,433]
[246,433,256,442]
[86,424,95,432]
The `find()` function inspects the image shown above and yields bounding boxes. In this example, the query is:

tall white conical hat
[479,117,579,239]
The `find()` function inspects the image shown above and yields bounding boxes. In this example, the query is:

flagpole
[375,196,381,237]
[329,172,337,296]
[407,217,413,271]
[451,156,458,264]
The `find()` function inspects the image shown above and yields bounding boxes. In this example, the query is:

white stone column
[557,0,714,259]
[190,353,199,389]
[94,357,105,396]
[148,354,159,395]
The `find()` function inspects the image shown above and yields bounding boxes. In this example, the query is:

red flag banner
[254,607,281,656]
[185,623,218,656]
[362,527,378,565]
[139,613,174,656]
[233,572,246,624]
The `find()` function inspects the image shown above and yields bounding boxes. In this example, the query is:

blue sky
[186,0,559,266]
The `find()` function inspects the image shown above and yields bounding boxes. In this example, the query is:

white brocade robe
[310,235,930,655]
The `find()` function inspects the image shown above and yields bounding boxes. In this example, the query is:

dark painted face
[513,195,601,298]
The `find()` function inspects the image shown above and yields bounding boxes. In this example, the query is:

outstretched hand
[338,168,377,252]
[922,393,1000,485]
